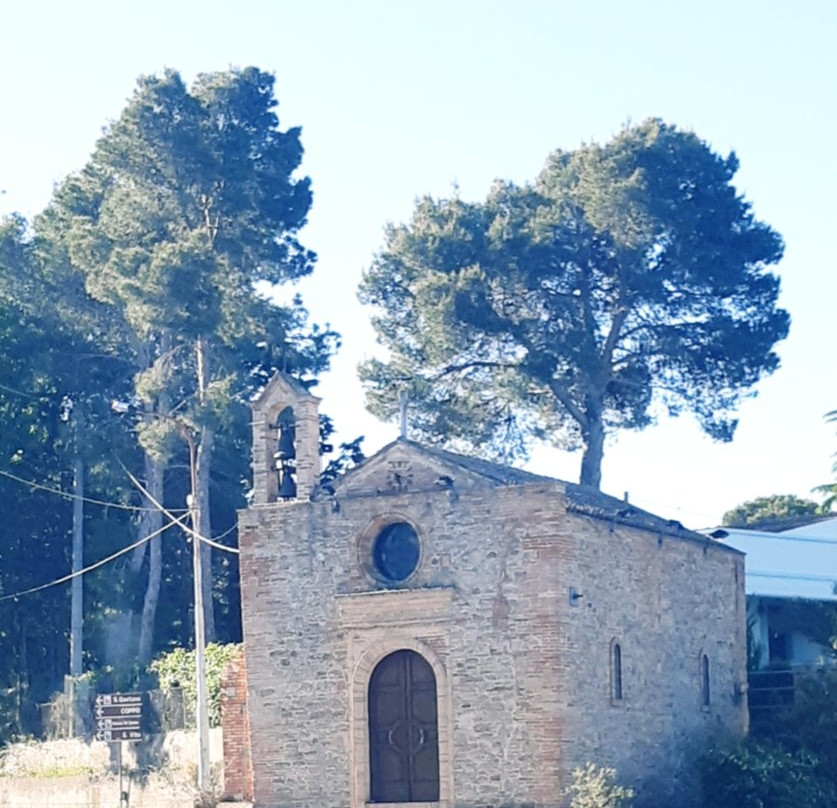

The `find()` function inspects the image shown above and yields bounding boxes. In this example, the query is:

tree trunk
[196,424,216,643]
[194,336,216,643]
[136,454,164,665]
[579,407,605,490]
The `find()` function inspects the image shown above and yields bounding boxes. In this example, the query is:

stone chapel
[228,374,747,808]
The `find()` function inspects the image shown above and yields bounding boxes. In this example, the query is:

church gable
[321,438,554,500]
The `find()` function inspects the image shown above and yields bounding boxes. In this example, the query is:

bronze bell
[278,469,297,499]
[276,427,296,460]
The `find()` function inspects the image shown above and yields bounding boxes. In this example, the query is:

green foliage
[0,214,137,737]
[700,741,835,808]
[149,643,241,728]
[724,670,837,806]
[567,763,634,808]
[0,67,337,734]
[31,66,336,661]
[360,118,788,488]
[722,494,825,529]
[753,668,837,781]
[40,65,334,445]
[319,413,365,484]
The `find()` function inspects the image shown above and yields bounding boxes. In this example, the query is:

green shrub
[700,741,835,808]
[149,643,241,728]
[568,763,635,808]
[753,668,837,782]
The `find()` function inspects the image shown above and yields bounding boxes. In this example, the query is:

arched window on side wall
[611,640,623,702]
[700,653,711,708]
[368,649,440,803]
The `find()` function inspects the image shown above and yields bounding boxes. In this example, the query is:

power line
[0,500,238,603]
[121,462,239,555]
[748,571,837,583]
[0,511,190,602]
[0,381,39,400]
[212,522,237,542]
[0,467,184,513]
[711,527,837,545]
[628,495,720,522]
[199,530,239,554]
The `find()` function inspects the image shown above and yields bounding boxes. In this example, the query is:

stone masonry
[235,375,747,808]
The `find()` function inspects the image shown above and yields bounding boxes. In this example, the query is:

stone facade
[236,376,747,808]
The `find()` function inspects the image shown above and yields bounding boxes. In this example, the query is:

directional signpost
[95,692,144,807]
[95,692,143,742]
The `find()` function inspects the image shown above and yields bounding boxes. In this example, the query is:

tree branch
[434,358,518,378]
[547,377,586,427]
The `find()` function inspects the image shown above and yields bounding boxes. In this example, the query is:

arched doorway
[368,649,440,802]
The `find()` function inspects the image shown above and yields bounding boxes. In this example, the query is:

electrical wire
[0,467,184,513]
[121,463,239,555]
[748,571,837,583]
[0,511,190,602]
[212,522,237,542]
[711,527,837,545]
[199,533,240,554]
[627,495,721,522]
[0,480,239,603]
[0,381,39,399]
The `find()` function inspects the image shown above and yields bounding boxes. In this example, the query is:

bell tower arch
[251,373,321,504]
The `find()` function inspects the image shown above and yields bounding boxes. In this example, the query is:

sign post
[95,692,144,807]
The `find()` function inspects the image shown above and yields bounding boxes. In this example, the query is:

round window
[372,522,420,582]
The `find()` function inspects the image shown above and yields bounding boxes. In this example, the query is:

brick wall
[221,647,253,802]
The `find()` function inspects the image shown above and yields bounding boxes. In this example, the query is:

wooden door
[369,650,440,802]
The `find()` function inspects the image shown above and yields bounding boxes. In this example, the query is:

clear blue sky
[1,0,835,528]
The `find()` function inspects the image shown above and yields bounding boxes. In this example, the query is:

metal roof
[703,518,837,601]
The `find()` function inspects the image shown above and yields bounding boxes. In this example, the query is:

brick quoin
[220,648,253,802]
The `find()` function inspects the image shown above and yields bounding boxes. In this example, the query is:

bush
[568,763,635,808]
[753,668,837,780]
[149,643,241,728]
[700,741,835,808]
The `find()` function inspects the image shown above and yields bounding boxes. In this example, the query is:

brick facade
[234,376,747,808]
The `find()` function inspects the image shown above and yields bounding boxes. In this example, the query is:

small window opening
[701,654,710,708]
[611,642,623,702]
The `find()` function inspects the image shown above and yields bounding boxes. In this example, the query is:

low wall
[0,771,200,807]
[0,729,225,808]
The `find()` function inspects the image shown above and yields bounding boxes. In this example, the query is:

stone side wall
[556,516,747,805]
[239,475,745,808]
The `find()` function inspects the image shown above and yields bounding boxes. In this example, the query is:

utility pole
[69,403,85,738]
[138,412,211,794]
[70,449,83,677]
[185,429,211,796]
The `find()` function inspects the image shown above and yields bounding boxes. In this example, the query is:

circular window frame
[358,514,423,587]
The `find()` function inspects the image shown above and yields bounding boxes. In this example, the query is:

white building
[705,517,837,669]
